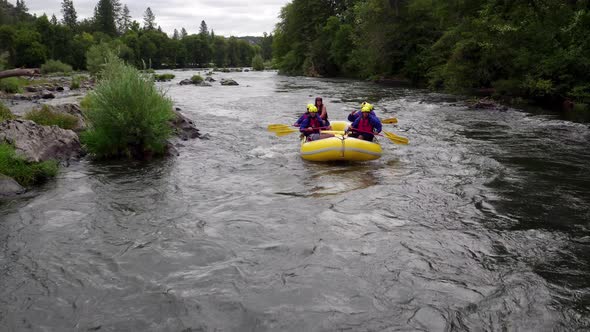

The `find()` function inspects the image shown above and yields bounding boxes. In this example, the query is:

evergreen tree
[173,29,179,40]
[15,0,29,21]
[199,20,208,36]
[180,27,188,39]
[50,14,58,25]
[118,5,131,33]
[143,7,155,30]
[93,0,117,36]
[61,0,77,29]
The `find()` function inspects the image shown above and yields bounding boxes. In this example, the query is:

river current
[1,71,589,331]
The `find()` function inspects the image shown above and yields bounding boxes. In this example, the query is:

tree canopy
[272,0,590,104]
[0,1,269,71]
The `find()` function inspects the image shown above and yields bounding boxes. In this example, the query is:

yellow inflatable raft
[300,121,382,162]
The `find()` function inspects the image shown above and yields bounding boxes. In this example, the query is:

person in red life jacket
[348,103,382,141]
[299,105,334,141]
[348,101,376,122]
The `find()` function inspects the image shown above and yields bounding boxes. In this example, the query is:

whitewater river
[1,71,589,331]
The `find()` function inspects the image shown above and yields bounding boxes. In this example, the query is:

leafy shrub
[70,75,82,89]
[523,77,555,97]
[86,43,116,76]
[24,105,78,130]
[252,54,264,71]
[0,143,58,186]
[81,56,174,159]
[41,59,73,74]
[0,102,15,121]
[142,68,156,74]
[154,73,175,81]
[190,75,203,83]
[0,77,23,93]
[569,85,590,103]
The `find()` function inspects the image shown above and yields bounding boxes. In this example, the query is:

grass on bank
[155,73,175,81]
[41,59,73,74]
[0,77,25,93]
[24,105,78,130]
[81,55,174,159]
[0,143,58,186]
[190,75,203,83]
[1,102,15,121]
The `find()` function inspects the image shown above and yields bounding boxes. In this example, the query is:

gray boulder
[41,90,55,99]
[179,79,193,85]
[0,175,25,197]
[47,104,87,131]
[0,120,82,162]
[220,78,239,86]
[171,110,201,140]
[204,76,216,82]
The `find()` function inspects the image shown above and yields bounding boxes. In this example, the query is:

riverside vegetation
[272,0,590,108]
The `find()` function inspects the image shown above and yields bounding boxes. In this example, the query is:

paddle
[381,117,398,124]
[349,128,409,145]
[267,124,330,135]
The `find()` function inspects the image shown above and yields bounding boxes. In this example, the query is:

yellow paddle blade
[267,124,292,132]
[381,117,398,124]
[383,131,409,145]
[274,128,298,136]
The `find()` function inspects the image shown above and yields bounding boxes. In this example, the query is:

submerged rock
[220,78,239,86]
[178,79,193,85]
[171,110,201,140]
[204,76,216,82]
[0,175,25,197]
[0,119,82,162]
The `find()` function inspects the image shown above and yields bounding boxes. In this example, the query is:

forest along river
[1,70,589,331]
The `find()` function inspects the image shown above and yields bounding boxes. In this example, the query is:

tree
[15,0,29,22]
[143,7,155,30]
[180,27,188,39]
[172,29,179,40]
[61,0,77,29]
[261,32,273,61]
[117,4,131,33]
[93,0,117,36]
[199,20,208,37]
[50,14,58,25]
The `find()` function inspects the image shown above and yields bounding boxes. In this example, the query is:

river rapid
[1,70,589,331]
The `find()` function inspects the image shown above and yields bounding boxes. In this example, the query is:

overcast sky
[19,0,289,36]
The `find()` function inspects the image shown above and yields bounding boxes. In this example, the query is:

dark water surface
[1,71,589,331]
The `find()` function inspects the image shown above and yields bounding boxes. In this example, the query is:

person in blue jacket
[348,102,376,122]
[300,105,333,141]
[294,104,313,126]
[348,103,382,141]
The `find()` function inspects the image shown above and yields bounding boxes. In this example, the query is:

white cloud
[18,0,289,36]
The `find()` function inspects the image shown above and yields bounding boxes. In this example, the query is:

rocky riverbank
[0,75,203,199]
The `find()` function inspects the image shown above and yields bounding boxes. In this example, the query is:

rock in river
[0,175,25,197]
[0,120,82,162]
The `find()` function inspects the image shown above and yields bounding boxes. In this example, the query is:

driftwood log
[0,68,40,79]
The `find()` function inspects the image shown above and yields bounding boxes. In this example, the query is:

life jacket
[309,116,322,133]
[357,117,373,133]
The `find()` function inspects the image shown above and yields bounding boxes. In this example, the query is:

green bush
[0,143,58,186]
[252,54,264,71]
[81,56,174,159]
[0,78,23,93]
[190,75,203,83]
[142,68,156,74]
[24,105,78,130]
[86,43,116,76]
[154,73,175,81]
[0,102,15,121]
[41,59,73,74]
[70,75,82,90]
